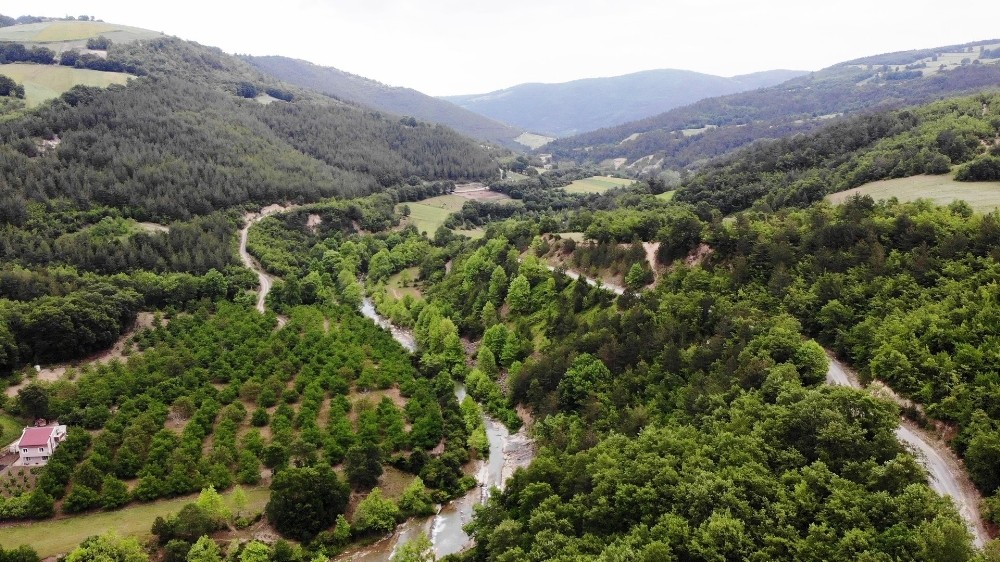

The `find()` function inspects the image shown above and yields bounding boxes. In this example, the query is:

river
[825,354,988,547]
[241,213,984,550]
[338,299,535,561]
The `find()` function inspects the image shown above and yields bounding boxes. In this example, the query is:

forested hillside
[678,91,1000,213]
[6,13,1000,562]
[242,55,526,148]
[545,40,1000,174]
[0,28,498,375]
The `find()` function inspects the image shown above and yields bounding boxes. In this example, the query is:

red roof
[18,427,55,448]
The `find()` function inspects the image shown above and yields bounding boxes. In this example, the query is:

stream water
[337,299,535,561]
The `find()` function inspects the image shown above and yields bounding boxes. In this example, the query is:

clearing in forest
[400,189,512,236]
[0,64,131,107]
[514,132,555,150]
[564,176,634,194]
[827,173,1000,213]
[387,267,423,300]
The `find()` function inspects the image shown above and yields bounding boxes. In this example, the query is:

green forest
[5,12,1000,562]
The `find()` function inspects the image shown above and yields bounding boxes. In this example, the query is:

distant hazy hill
[546,39,1000,174]
[242,55,527,148]
[441,69,807,137]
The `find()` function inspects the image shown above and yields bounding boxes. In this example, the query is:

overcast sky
[25,0,1000,96]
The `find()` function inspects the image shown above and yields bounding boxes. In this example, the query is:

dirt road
[239,213,273,314]
[825,354,988,547]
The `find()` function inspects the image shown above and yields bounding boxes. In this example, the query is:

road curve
[825,354,988,547]
[238,212,273,313]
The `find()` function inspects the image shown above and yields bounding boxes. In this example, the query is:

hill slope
[546,39,1000,174]
[442,68,806,137]
[242,55,527,148]
[677,90,1000,214]
[0,31,497,221]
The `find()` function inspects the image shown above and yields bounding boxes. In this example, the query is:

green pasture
[0,487,269,557]
[563,176,634,194]
[0,64,131,107]
[827,173,1000,213]
[0,20,162,45]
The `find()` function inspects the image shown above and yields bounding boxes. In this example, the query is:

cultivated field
[0,64,131,107]
[400,188,512,236]
[563,176,635,194]
[0,487,269,557]
[0,20,162,46]
[827,174,1000,213]
[400,196,463,235]
[514,132,555,150]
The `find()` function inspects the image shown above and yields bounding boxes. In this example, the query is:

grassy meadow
[0,487,269,557]
[399,196,463,235]
[563,176,634,194]
[0,64,131,107]
[514,132,555,150]
[386,267,423,300]
[827,174,1000,213]
[0,20,162,45]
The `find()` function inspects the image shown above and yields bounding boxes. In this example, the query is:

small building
[10,425,67,466]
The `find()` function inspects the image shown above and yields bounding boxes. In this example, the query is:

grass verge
[0,487,269,557]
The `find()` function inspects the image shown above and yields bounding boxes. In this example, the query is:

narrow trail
[541,263,626,295]
[239,205,298,325]
[825,354,988,547]
[238,214,272,314]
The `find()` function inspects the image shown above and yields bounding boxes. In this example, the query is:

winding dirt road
[826,355,988,547]
[239,212,273,313]
[239,205,298,323]
[541,264,626,295]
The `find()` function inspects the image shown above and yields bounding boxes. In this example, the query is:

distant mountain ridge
[441,68,808,137]
[242,55,527,148]
[546,39,1000,174]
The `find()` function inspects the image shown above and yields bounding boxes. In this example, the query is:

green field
[0,64,131,107]
[0,487,269,557]
[0,411,26,446]
[399,195,468,235]
[514,132,555,150]
[656,190,676,201]
[554,232,586,242]
[827,174,1000,213]
[0,20,162,46]
[386,267,422,300]
[564,176,634,194]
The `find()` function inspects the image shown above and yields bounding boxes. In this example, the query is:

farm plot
[827,174,1000,213]
[563,176,635,194]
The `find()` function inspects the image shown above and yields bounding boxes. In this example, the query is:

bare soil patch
[452,184,511,202]
[136,222,169,234]
[685,243,713,267]
[307,214,322,233]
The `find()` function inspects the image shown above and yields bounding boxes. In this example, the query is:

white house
[10,425,67,466]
